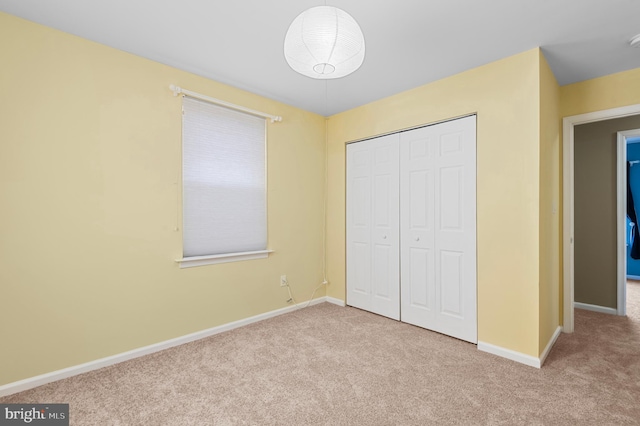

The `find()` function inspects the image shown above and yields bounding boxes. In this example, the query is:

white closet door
[400,116,477,343]
[346,134,400,320]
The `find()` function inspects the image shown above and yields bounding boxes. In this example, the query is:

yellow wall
[327,49,543,357]
[0,12,326,386]
[561,67,640,117]
[7,7,627,383]
[538,51,561,353]
[559,66,640,327]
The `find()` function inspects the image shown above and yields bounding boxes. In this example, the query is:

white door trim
[563,104,640,332]
[616,130,627,317]
[617,128,640,316]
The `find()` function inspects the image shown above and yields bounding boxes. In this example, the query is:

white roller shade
[182,96,266,257]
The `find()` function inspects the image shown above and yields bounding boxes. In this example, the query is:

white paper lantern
[284,6,365,79]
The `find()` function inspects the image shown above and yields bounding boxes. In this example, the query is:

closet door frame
[345,114,477,343]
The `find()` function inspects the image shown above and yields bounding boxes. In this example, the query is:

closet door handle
[382,235,387,240]
[414,237,420,242]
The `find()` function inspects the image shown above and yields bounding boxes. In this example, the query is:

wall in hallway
[574,116,640,309]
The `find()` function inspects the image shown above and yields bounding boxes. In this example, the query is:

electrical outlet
[280,275,287,287]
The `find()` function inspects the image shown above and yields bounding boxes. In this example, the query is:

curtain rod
[169,85,283,123]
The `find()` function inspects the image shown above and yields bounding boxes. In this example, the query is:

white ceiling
[2,0,640,116]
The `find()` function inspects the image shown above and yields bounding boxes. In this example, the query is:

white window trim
[176,250,274,269]
[174,84,281,268]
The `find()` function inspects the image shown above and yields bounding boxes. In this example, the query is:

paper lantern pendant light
[284,6,365,79]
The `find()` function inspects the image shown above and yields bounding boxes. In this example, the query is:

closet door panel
[401,128,437,327]
[440,250,464,317]
[346,135,400,320]
[407,247,434,309]
[434,117,476,343]
[346,146,372,309]
[401,116,477,343]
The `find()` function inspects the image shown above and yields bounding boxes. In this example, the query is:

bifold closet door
[346,134,400,320]
[400,116,477,343]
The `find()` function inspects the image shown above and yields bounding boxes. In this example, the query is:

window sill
[176,250,273,269]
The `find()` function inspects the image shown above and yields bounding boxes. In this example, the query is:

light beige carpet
[2,283,640,425]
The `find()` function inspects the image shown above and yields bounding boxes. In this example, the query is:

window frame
[175,93,274,269]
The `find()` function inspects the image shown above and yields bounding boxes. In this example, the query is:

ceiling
[2,0,640,116]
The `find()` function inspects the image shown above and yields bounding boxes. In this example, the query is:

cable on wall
[284,117,330,308]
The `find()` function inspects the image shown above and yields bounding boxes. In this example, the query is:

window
[179,96,269,267]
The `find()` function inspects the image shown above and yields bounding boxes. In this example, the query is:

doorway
[563,104,640,333]
[625,135,640,281]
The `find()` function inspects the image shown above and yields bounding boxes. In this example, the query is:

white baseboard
[0,296,335,398]
[574,302,617,315]
[478,325,563,369]
[477,341,542,368]
[326,296,346,307]
[539,326,562,367]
